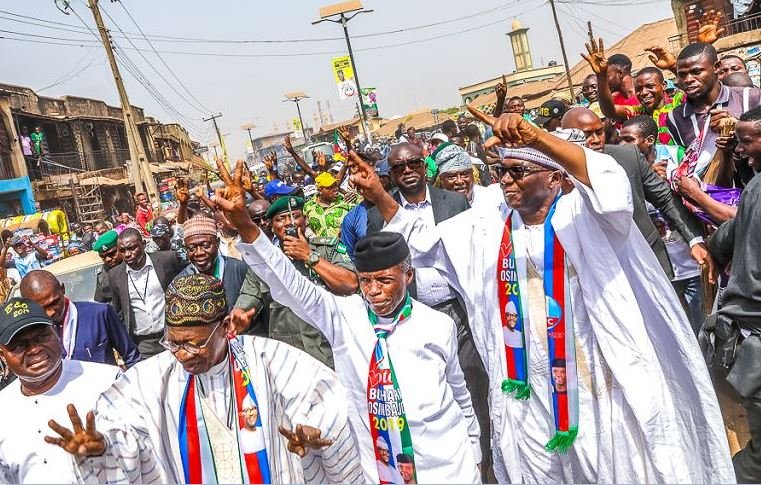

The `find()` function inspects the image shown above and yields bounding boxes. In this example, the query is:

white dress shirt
[0,360,118,484]
[398,188,457,306]
[126,256,165,335]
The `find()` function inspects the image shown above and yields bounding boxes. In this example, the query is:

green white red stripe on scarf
[497,198,579,453]
[367,295,416,484]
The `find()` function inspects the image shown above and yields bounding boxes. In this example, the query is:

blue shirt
[339,201,370,260]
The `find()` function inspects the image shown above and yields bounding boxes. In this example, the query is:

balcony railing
[26,148,131,180]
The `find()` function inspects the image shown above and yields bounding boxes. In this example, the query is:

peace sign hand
[467,107,540,148]
[581,37,608,75]
[45,404,106,457]
[202,159,258,240]
[278,424,333,458]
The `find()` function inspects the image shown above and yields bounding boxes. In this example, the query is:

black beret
[354,232,410,272]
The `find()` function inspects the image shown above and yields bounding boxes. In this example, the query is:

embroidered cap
[497,147,566,173]
[165,274,228,327]
[0,297,53,345]
[435,144,473,175]
[182,216,217,240]
[354,232,410,273]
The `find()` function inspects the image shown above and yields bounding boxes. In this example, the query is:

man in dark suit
[107,228,185,358]
[367,142,493,482]
[174,215,265,335]
[20,270,140,368]
[561,107,714,279]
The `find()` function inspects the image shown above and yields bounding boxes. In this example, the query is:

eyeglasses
[160,321,223,355]
[389,158,425,174]
[494,164,551,181]
[251,216,267,225]
[185,240,216,253]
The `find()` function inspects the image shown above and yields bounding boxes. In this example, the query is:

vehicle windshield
[57,263,101,302]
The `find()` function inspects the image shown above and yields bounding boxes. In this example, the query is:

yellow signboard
[332,56,357,99]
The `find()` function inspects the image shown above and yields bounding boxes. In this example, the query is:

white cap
[431,133,449,143]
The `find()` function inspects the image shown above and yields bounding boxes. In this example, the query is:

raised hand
[337,127,352,148]
[348,150,386,204]
[467,107,540,148]
[175,178,190,206]
[278,424,333,458]
[494,74,508,99]
[228,307,257,335]
[263,151,277,171]
[316,152,328,171]
[204,159,257,240]
[697,10,725,44]
[240,162,255,194]
[645,45,677,71]
[45,404,106,457]
[284,134,294,154]
[581,37,608,75]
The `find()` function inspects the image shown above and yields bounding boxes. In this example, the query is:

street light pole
[314,1,374,144]
[241,122,256,164]
[283,93,309,142]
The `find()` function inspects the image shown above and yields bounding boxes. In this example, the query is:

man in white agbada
[350,110,735,484]
[204,158,481,484]
[46,273,362,484]
[0,298,118,484]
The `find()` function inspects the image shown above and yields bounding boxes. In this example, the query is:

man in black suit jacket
[562,108,714,279]
[367,142,493,481]
[107,228,186,358]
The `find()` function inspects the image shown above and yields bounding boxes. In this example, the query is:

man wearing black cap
[0,297,117,483]
[208,160,482,484]
[533,99,567,132]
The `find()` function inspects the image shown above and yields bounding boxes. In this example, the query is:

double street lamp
[313,0,374,143]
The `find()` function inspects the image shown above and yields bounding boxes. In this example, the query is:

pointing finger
[467,106,496,127]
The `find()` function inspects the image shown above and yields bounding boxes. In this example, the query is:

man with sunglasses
[174,216,265,336]
[366,141,492,482]
[351,110,733,483]
[247,199,275,243]
[46,274,361,484]
[0,297,118,484]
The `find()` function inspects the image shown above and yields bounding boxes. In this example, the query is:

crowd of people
[0,20,761,485]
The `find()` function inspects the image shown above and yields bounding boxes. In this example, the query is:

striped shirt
[74,336,362,484]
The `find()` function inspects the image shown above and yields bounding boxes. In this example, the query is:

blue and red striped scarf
[178,337,271,483]
[497,198,579,453]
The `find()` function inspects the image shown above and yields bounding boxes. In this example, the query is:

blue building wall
[0,176,36,216]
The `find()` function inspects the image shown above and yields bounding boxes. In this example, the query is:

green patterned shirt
[303,195,355,238]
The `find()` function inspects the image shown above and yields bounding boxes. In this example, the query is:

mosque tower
[507,19,533,72]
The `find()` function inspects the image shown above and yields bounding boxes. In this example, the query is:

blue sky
[1,0,673,157]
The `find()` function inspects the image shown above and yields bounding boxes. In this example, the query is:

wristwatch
[305,251,320,268]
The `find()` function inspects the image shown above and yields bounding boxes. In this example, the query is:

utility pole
[314,1,374,144]
[241,122,256,164]
[548,0,576,100]
[203,113,229,163]
[86,0,158,203]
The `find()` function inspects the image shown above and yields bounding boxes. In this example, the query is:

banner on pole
[361,87,379,118]
[332,56,357,100]
[292,118,303,134]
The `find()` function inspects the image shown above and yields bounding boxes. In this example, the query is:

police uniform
[256,197,357,368]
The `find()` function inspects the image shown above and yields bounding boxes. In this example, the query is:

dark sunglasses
[390,158,425,174]
[494,164,551,181]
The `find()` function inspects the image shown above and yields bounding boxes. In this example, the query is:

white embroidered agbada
[383,148,735,484]
[74,336,362,484]
[237,234,481,484]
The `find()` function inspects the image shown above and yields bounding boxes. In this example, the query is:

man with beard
[0,298,117,483]
[46,274,361,484]
[704,105,761,483]
[352,109,733,483]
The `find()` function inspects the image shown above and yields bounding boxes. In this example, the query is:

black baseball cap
[533,99,567,125]
[0,298,53,346]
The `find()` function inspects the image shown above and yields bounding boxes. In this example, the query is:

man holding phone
[257,196,358,367]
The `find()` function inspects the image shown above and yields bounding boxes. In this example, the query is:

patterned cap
[182,216,217,240]
[497,147,566,173]
[434,144,473,174]
[165,274,227,327]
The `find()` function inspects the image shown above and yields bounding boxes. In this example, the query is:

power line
[0,2,545,59]
[113,0,212,113]
[0,1,529,44]
[37,47,98,92]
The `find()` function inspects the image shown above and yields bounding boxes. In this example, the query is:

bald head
[20,270,61,296]
[248,200,270,218]
[389,142,423,161]
[154,216,170,226]
[561,107,606,152]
